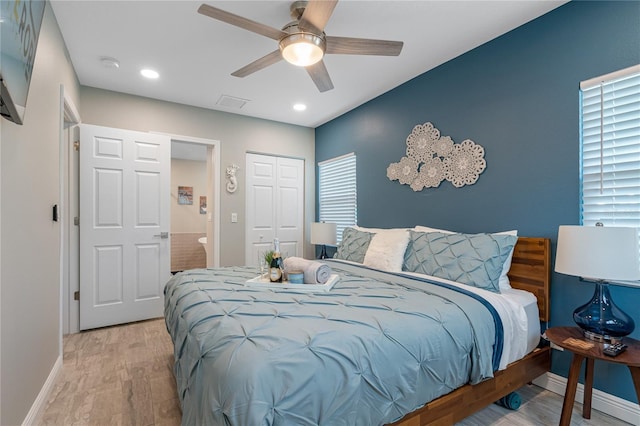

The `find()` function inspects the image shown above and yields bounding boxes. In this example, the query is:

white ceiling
[50,0,566,128]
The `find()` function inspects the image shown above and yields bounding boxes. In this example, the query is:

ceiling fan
[197,0,404,92]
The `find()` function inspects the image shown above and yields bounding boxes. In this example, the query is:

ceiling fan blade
[298,0,338,34]
[326,36,403,56]
[306,60,334,92]
[231,50,283,78]
[198,4,286,41]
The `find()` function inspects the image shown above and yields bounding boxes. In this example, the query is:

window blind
[580,65,640,230]
[318,153,357,244]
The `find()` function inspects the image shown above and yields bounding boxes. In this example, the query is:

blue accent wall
[315,1,640,404]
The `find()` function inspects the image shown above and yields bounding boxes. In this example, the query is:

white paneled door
[79,124,170,330]
[245,153,304,266]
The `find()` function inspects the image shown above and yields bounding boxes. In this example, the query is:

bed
[164,228,551,425]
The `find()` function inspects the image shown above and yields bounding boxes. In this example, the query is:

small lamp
[555,225,640,343]
[311,222,337,259]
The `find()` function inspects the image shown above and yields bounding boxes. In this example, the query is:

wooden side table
[545,326,640,426]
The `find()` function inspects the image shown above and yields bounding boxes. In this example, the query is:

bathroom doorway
[170,136,220,272]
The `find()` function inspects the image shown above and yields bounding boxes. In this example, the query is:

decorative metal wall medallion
[387,122,486,190]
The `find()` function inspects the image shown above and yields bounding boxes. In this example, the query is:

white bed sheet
[329,259,540,370]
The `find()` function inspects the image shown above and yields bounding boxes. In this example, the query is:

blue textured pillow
[402,231,518,293]
[334,227,374,263]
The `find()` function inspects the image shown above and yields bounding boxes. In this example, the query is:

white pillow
[362,229,410,272]
[413,225,518,289]
[355,225,409,233]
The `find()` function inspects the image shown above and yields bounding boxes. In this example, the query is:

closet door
[245,153,304,266]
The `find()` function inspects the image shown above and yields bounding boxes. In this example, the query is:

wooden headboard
[507,237,551,322]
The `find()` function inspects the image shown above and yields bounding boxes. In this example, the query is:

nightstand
[545,326,640,426]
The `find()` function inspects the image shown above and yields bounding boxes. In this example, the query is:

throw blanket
[495,392,521,410]
[164,260,503,426]
[283,256,332,283]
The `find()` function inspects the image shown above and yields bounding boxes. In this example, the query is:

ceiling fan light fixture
[279,33,325,67]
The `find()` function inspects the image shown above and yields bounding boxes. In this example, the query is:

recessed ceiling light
[293,103,307,111]
[140,69,159,79]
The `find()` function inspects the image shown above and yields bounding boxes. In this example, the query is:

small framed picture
[178,186,193,205]
[200,196,207,214]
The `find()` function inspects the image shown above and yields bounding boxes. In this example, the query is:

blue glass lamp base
[573,281,635,343]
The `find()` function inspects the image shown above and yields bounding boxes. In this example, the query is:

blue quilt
[164,260,503,426]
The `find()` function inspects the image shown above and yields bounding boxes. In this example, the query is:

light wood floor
[38,318,631,426]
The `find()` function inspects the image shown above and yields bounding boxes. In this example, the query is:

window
[580,65,640,232]
[318,153,357,244]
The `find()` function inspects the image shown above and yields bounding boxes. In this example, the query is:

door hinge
[74,216,79,226]
[73,140,80,151]
[74,291,80,301]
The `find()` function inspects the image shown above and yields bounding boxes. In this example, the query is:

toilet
[198,237,208,258]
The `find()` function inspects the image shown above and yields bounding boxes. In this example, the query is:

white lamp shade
[311,222,337,246]
[555,225,640,282]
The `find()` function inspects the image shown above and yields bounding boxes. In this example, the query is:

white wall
[171,159,207,234]
[0,3,80,425]
[79,87,316,266]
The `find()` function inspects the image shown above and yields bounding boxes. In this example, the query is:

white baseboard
[21,355,62,426]
[533,372,640,426]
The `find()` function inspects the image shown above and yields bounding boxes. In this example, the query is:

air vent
[216,95,249,109]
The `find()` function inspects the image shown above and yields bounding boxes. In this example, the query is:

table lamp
[311,222,337,259]
[555,225,640,343]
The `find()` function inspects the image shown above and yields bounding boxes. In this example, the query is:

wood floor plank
[37,318,632,426]
[122,377,154,426]
[152,396,182,426]
[90,386,124,425]
[149,375,179,403]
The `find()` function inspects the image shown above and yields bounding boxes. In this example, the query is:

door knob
[154,232,169,239]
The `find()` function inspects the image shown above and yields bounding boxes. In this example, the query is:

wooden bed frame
[390,237,552,426]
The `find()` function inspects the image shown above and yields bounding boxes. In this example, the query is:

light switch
[231,212,238,223]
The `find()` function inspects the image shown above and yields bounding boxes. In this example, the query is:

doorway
[64,128,220,334]
[60,87,81,337]
[168,134,221,270]
[170,141,208,272]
